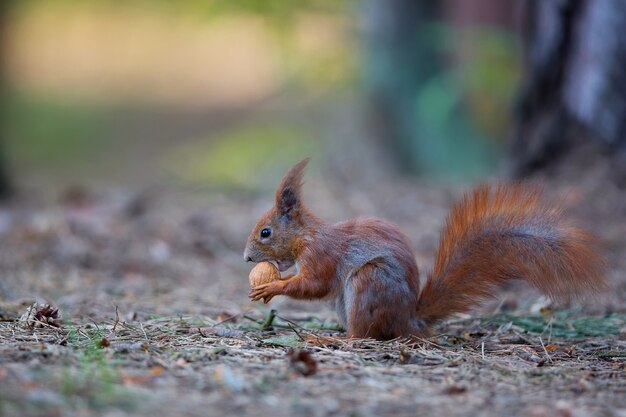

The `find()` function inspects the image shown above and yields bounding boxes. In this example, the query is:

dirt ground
[0,147,625,417]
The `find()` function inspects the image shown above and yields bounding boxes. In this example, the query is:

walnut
[249,262,280,287]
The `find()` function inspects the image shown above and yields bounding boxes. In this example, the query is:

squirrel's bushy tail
[416,184,606,325]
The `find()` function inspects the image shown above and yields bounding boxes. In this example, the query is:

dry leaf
[398,348,412,365]
[544,343,559,353]
[442,385,467,395]
[287,349,317,377]
[563,345,577,357]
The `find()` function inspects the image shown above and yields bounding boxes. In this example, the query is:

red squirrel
[244,159,606,340]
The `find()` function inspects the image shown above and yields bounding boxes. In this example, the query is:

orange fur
[245,160,607,340]
[416,184,606,325]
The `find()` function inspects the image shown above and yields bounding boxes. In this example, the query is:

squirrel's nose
[245,256,252,262]
[243,248,253,262]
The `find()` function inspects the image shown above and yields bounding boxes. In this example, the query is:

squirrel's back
[333,218,417,272]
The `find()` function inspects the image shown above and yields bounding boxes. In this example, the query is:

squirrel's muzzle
[243,247,254,262]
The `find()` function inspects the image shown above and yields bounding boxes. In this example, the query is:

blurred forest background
[1,0,625,195]
[0,0,526,197]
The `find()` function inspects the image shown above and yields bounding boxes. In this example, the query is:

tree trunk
[510,0,626,176]
[361,0,441,173]
[361,0,515,178]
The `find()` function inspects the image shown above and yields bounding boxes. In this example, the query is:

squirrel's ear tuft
[276,158,310,217]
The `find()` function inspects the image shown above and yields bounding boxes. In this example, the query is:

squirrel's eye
[260,228,272,239]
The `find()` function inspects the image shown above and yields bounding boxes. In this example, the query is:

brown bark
[510,0,626,176]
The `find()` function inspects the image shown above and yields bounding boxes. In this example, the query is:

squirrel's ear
[275,158,310,217]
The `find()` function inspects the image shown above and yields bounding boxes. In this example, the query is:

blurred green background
[1,0,521,195]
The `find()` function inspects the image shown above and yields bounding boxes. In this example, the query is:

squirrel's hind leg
[343,263,421,340]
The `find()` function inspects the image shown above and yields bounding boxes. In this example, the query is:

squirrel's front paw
[249,281,285,304]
